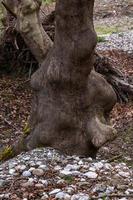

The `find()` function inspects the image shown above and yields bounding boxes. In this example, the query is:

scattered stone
[32,169,44,176]
[55,191,71,199]
[118,171,130,178]
[71,193,89,200]
[21,181,34,188]
[35,183,44,188]
[9,169,16,175]
[84,171,98,179]
[41,192,49,199]
[0,179,6,187]
[22,171,32,177]
[49,189,61,195]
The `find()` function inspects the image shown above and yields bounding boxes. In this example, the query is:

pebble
[35,183,44,188]
[21,181,34,188]
[0,179,6,187]
[41,192,49,199]
[60,170,72,176]
[71,193,89,200]
[0,147,132,199]
[22,171,31,177]
[84,171,98,179]
[32,169,44,176]
[9,169,16,175]
[55,191,71,199]
[49,189,61,195]
[118,171,130,178]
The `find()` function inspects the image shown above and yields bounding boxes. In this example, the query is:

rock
[92,184,106,193]
[22,171,32,177]
[41,192,49,199]
[40,179,48,186]
[49,189,61,195]
[38,165,48,171]
[65,164,80,171]
[15,165,26,171]
[84,171,98,179]
[60,170,72,176]
[118,171,130,178]
[9,169,16,175]
[105,186,114,194]
[71,193,89,200]
[35,183,44,188]
[55,191,71,199]
[21,181,34,188]
[66,187,75,195]
[88,167,96,172]
[0,179,6,187]
[93,162,104,170]
[54,165,62,171]
[29,167,35,172]
[32,169,44,176]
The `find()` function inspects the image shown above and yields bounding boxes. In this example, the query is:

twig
[0,115,20,132]
[108,154,122,162]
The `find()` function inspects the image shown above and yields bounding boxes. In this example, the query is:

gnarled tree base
[12,69,117,158]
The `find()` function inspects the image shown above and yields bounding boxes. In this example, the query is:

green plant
[63,175,74,184]
[0,146,14,162]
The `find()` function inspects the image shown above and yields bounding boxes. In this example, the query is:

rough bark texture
[2,0,53,63]
[12,0,117,158]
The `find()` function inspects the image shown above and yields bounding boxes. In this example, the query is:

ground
[0,0,133,199]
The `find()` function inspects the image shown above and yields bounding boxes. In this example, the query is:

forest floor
[0,0,133,199]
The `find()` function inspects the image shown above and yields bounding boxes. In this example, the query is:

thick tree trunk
[12,0,117,158]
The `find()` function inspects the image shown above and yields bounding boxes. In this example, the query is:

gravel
[97,31,133,53]
[0,147,132,199]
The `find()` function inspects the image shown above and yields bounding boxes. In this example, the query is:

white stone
[60,170,72,176]
[39,165,49,171]
[104,163,113,170]
[78,160,83,165]
[40,179,48,186]
[89,167,96,172]
[49,189,61,195]
[84,171,98,179]
[66,187,75,194]
[71,193,89,200]
[118,171,130,178]
[41,192,49,199]
[9,169,16,175]
[22,171,32,177]
[54,166,62,171]
[55,192,71,199]
[94,162,104,170]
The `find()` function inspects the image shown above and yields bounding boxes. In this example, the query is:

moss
[0,146,14,162]
[23,123,31,137]
[63,175,74,184]
[97,36,106,43]
[95,25,119,35]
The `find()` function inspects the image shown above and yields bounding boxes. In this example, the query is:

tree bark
[2,0,53,63]
[12,0,117,158]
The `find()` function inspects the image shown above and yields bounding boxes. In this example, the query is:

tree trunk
[12,0,117,158]
[2,0,53,63]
